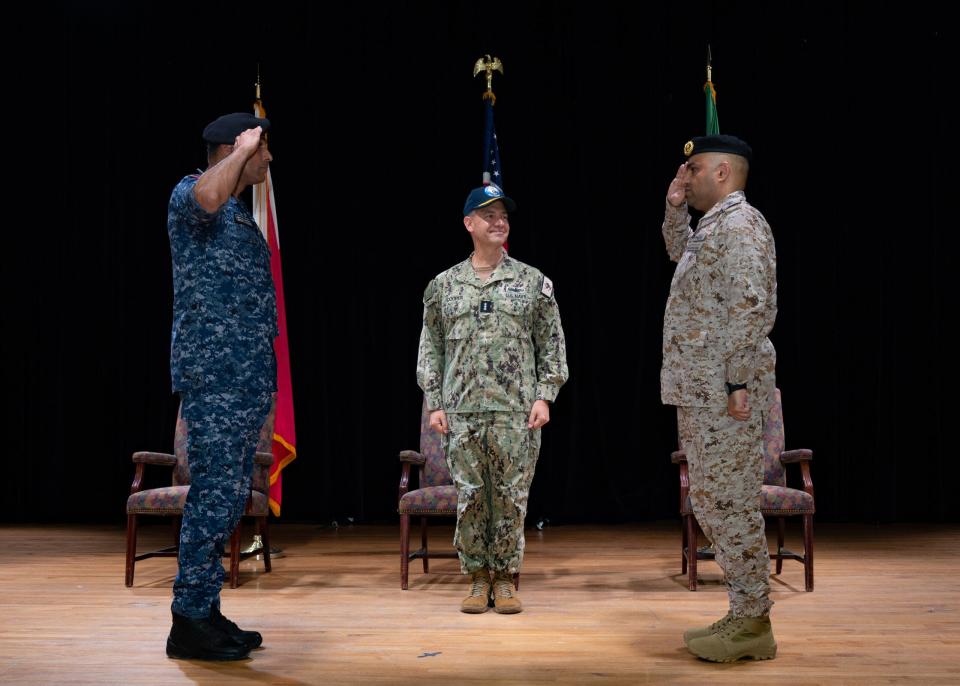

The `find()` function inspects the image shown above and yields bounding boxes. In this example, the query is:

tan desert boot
[491,571,522,614]
[687,615,777,662]
[460,569,492,614]
[683,612,733,645]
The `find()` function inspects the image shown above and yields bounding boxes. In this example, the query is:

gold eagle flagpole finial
[473,54,503,104]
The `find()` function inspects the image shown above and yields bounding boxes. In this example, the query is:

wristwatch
[725,382,748,395]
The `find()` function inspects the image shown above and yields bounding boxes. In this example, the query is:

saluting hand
[233,126,263,155]
[666,163,688,208]
[528,400,550,430]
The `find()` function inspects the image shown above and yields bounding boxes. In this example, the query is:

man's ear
[715,159,731,182]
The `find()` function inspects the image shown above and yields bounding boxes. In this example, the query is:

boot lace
[469,574,489,597]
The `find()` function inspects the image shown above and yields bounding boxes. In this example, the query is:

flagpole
[244,67,296,557]
[705,45,719,135]
[474,55,504,186]
[707,44,712,84]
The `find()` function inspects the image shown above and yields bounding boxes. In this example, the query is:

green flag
[705,78,719,135]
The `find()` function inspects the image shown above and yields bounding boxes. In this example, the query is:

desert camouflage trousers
[445,412,541,575]
[678,405,773,618]
[172,388,273,619]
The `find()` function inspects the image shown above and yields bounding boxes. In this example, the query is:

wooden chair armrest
[780,449,813,464]
[399,450,425,465]
[129,463,146,495]
[676,460,689,510]
[798,461,814,498]
[131,451,176,466]
[671,449,687,464]
[781,449,815,497]
[129,452,176,495]
[254,451,274,466]
[399,462,414,500]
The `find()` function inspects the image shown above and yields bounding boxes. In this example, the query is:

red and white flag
[253,96,296,516]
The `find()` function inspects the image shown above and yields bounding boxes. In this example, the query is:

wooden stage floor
[1,522,958,685]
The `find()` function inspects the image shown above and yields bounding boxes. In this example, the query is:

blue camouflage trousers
[678,405,773,618]
[445,412,541,575]
[172,388,272,619]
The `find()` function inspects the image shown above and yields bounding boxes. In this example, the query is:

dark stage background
[3,2,951,524]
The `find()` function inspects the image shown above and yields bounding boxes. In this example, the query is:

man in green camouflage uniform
[661,135,779,662]
[417,183,568,614]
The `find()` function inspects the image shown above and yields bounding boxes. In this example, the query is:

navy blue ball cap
[463,183,516,216]
[683,134,752,162]
[202,112,271,144]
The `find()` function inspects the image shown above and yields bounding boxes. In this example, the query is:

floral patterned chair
[398,397,459,590]
[672,388,814,591]
[125,399,276,588]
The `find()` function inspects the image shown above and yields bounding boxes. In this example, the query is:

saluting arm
[663,163,694,262]
[194,127,263,213]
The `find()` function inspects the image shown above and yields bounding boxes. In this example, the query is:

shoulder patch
[540,276,554,298]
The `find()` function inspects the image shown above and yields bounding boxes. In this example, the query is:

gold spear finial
[255,63,262,101]
[706,44,712,83]
[473,54,504,104]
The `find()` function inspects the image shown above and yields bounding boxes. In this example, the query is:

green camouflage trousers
[445,412,541,574]
[677,405,773,618]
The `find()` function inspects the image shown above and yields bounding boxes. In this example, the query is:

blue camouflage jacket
[167,175,278,393]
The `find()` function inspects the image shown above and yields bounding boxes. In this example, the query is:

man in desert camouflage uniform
[661,135,779,662]
[164,113,278,661]
[417,183,568,614]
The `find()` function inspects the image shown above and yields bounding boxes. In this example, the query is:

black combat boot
[210,605,263,650]
[166,611,251,661]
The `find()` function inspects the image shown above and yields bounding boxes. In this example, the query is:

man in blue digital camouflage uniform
[165,112,277,661]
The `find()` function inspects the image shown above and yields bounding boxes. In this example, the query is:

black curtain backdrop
[3,2,951,523]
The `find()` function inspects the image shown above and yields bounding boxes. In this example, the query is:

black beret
[683,134,752,162]
[202,112,271,144]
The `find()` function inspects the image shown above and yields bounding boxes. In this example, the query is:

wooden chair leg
[260,516,272,573]
[681,517,688,574]
[421,517,429,573]
[400,513,410,590]
[513,573,520,590]
[125,514,137,587]
[686,514,698,591]
[229,524,241,589]
[776,517,785,575]
[803,514,814,592]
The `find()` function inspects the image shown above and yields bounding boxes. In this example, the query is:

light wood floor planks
[1,522,958,685]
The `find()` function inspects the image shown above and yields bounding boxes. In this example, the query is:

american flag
[482,97,502,188]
